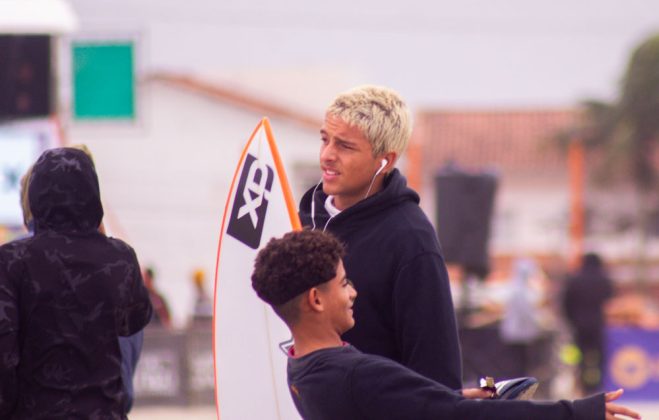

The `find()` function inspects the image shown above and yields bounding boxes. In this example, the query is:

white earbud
[364,158,388,200]
[375,159,387,176]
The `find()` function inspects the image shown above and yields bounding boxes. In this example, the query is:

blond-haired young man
[298,85,462,388]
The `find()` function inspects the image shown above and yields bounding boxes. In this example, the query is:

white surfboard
[213,118,302,420]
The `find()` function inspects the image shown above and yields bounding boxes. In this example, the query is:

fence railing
[133,325,214,406]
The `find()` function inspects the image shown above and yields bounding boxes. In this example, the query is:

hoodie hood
[299,169,419,229]
[28,147,104,233]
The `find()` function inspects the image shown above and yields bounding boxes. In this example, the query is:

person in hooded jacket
[298,85,462,389]
[562,253,613,394]
[0,147,153,419]
[16,144,146,415]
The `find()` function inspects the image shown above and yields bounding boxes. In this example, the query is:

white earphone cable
[309,178,323,230]
[364,159,387,200]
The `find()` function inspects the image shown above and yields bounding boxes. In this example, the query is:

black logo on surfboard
[227,153,274,249]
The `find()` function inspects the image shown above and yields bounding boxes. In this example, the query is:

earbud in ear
[374,158,388,177]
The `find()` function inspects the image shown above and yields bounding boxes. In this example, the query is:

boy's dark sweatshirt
[288,345,603,420]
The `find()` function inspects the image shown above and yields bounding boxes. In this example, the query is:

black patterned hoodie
[0,148,152,419]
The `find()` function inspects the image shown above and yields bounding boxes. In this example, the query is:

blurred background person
[562,253,613,395]
[144,266,173,329]
[190,268,213,327]
[499,258,543,378]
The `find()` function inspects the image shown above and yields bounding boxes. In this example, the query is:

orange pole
[51,115,67,146]
[568,140,585,268]
[407,113,425,192]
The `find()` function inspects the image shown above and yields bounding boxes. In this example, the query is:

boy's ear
[306,288,323,312]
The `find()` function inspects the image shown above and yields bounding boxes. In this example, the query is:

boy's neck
[290,327,344,358]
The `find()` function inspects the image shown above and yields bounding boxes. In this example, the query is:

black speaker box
[435,169,498,278]
[0,35,51,118]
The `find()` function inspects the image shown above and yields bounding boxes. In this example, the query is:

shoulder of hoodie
[368,173,437,246]
[290,345,369,377]
[0,236,34,281]
[1,233,137,260]
[373,201,441,262]
[0,236,32,261]
[104,235,139,257]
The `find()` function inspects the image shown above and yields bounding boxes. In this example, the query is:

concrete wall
[419,169,572,258]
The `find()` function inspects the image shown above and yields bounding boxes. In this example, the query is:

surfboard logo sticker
[226,153,275,249]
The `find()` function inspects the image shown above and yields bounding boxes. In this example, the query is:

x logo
[227,153,274,249]
[237,158,272,228]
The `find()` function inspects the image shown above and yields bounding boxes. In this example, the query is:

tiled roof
[417,109,581,173]
[146,73,322,130]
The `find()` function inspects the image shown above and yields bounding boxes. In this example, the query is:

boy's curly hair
[252,230,344,310]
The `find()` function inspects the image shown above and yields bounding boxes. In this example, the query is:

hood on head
[28,147,104,233]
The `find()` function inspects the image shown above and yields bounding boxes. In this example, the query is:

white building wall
[492,180,570,256]
[66,82,319,327]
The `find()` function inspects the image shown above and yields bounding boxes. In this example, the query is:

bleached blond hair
[19,166,34,228]
[326,85,412,156]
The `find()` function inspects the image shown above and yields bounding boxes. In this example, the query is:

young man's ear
[381,152,397,174]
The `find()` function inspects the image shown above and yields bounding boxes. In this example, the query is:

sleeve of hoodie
[115,241,153,336]
[350,356,605,420]
[0,245,20,416]
[393,251,463,389]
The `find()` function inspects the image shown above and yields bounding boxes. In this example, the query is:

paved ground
[130,405,216,420]
[130,401,659,419]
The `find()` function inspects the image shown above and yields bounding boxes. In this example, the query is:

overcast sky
[68,0,659,110]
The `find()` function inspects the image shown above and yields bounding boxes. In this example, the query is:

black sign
[227,153,274,249]
[0,35,51,118]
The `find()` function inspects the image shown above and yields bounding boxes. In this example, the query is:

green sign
[73,42,135,119]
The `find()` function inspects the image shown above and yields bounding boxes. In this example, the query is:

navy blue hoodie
[299,169,462,389]
[0,148,152,419]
